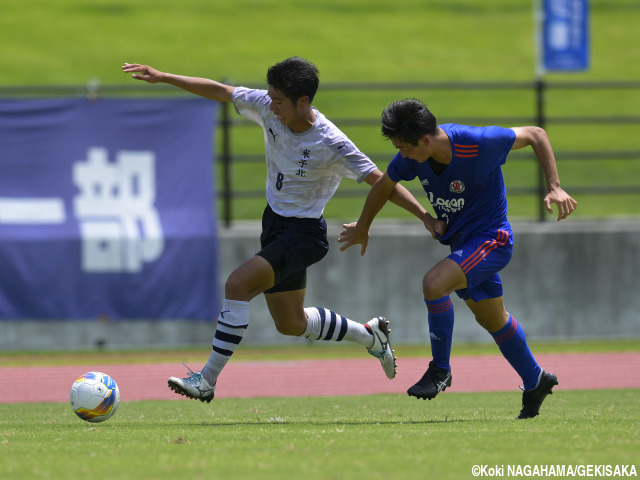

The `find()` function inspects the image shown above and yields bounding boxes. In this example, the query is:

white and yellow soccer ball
[69,372,120,423]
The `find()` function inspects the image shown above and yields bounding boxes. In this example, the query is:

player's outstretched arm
[382,172,428,222]
[510,126,578,221]
[121,63,235,103]
[338,171,397,256]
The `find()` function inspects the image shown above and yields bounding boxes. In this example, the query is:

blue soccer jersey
[387,123,516,246]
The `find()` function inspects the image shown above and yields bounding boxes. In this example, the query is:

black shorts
[257,205,329,294]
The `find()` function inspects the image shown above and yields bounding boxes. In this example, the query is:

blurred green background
[2,0,639,221]
[4,0,639,85]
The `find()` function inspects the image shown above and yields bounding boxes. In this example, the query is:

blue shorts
[257,205,329,294]
[448,229,513,302]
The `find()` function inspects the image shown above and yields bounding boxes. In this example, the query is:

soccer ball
[69,372,120,423]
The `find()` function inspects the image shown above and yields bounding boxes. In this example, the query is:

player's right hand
[338,222,369,256]
[423,213,446,240]
[121,63,162,83]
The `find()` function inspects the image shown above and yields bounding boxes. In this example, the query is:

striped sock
[490,314,542,390]
[301,307,373,347]
[202,299,249,386]
[425,297,454,371]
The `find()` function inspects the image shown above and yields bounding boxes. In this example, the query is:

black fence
[3,80,640,225]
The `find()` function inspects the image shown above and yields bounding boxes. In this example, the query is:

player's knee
[224,275,249,300]
[275,320,305,336]
[422,274,445,300]
[476,311,509,333]
[474,315,492,332]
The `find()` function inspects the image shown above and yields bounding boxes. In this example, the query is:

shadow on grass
[187,417,471,427]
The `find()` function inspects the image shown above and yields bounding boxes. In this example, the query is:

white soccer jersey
[231,87,377,218]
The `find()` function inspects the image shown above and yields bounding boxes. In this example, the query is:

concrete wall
[1,220,639,350]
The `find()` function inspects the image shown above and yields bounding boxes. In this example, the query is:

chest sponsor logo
[426,192,465,213]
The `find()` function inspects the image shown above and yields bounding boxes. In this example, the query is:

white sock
[202,299,249,385]
[301,307,373,348]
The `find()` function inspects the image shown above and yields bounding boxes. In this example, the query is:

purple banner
[0,98,218,320]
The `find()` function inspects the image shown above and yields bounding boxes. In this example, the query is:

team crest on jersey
[449,180,465,194]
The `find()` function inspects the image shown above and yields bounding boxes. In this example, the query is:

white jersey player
[233,86,376,219]
[123,57,427,402]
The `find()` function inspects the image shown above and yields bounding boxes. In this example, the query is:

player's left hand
[544,186,578,221]
[338,222,369,256]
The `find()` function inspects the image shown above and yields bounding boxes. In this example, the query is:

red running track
[1,352,639,404]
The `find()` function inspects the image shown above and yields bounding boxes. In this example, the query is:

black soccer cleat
[407,360,452,400]
[517,370,558,419]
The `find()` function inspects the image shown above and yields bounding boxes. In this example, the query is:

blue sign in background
[543,0,589,72]
[0,98,218,320]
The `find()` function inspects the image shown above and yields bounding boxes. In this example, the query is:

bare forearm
[357,193,387,231]
[511,126,561,191]
[356,176,396,230]
[122,63,234,102]
[339,171,403,255]
[387,183,427,221]
[510,126,577,220]
[533,141,562,191]
[160,73,234,102]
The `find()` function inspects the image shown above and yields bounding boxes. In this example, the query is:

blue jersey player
[339,98,577,419]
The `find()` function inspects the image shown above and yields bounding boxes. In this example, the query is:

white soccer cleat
[168,366,215,403]
[366,316,397,379]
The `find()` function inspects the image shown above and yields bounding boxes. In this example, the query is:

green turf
[2,341,638,478]
[1,390,638,480]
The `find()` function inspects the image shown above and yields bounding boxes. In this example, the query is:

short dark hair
[381,98,438,145]
[266,57,320,104]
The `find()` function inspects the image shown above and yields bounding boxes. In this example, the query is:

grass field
[1,342,639,479]
[1,390,638,480]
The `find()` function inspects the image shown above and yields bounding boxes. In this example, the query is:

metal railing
[3,80,640,225]
[218,80,640,225]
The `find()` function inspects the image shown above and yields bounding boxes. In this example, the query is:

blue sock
[491,314,542,390]
[425,297,454,371]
